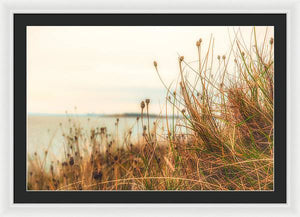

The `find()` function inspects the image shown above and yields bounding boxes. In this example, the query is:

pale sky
[27,26,274,114]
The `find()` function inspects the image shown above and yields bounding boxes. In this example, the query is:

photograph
[26,25,274,191]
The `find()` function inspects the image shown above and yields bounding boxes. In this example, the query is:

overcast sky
[27,26,273,114]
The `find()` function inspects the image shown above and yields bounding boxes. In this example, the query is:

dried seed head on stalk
[145,99,150,105]
[140,101,145,109]
[69,157,74,166]
[100,127,105,134]
[92,171,103,180]
[153,61,157,67]
[196,38,202,47]
[222,55,226,60]
[217,55,221,60]
[179,56,184,62]
[270,37,274,45]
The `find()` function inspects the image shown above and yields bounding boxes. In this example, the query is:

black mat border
[14,13,286,203]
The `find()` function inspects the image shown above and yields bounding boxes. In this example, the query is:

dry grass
[27,27,274,191]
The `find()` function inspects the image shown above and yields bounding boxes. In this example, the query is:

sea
[27,115,173,166]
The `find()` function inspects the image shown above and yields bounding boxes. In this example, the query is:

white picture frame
[0,0,298,216]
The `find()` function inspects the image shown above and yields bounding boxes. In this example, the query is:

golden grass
[27,27,274,191]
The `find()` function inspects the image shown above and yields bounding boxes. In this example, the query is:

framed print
[12,13,287,204]
[0,0,299,214]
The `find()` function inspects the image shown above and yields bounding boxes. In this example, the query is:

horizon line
[27,112,182,118]
[28,112,169,116]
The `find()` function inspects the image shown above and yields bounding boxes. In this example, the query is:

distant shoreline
[28,113,181,119]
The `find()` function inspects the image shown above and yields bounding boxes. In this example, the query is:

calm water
[28,115,170,164]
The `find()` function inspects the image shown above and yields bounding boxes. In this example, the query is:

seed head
[241,52,245,57]
[181,109,186,114]
[179,56,184,62]
[69,157,74,166]
[270,37,274,45]
[92,171,103,180]
[140,101,145,109]
[114,156,118,161]
[145,99,150,105]
[222,55,226,60]
[217,55,220,60]
[153,61,158,67]
[100,127,105,134]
